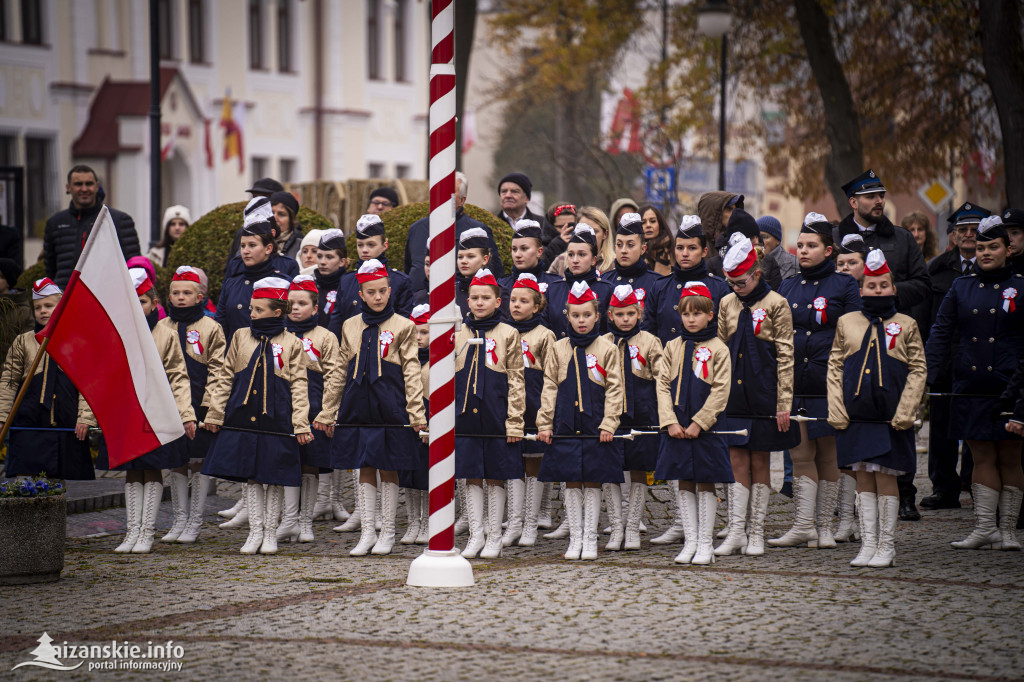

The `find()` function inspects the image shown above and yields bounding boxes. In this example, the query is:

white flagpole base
[406,549,475,587]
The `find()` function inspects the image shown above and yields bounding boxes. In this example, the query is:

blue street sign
[645,166,677,206]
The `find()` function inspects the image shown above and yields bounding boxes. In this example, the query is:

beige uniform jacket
[156,315,226,408]
[293,325,344,427]
[602,330,664,415]
[826,311,927,431]
[656,336,732,431]
[0,330,95,426]
[454,322,526,437]
[536,335,624,435]
[718,289,795,413]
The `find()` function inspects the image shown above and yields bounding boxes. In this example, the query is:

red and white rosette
[185,329,203,355]
[1003,287,1017,313]
[324,290,337,315]
[379,330,395,358]
[302,337,321,363]
[586,353,606,382]
[635,288,646,309]
[628,344,646,371]
[485,337,498,365]
[751,308,768,335]
[521,339,535,368]
[813,296,828,325]
[884,322,902,350]
[271,343,284,370]
[539,282,549,294]
[694,346,711,379]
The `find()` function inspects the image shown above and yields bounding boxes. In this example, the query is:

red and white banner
[37,206,185,467]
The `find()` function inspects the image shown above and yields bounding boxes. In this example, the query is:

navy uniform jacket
[544,273,614,340]
[327,257,413,340]
[926,270,1024,441]
[601,260,661,333]
[647,263,730,345]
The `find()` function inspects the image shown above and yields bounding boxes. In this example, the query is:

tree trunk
[979,0,1024,208]
[454,0,478,170]
[793,0,863,216]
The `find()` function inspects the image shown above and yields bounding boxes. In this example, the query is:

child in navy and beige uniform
[715,226,798,558]
[0,278,95,482]
[502,273,556,548]
[602,284,663,551]
[398,303,432,546]
[828,250,926,567]
[926,215,1024,551]
[159,266,226,545]
[454,268,525,559]
[655,281,732,565]
[536,281,624,561]
[202,277,312,556]
[331,259,426,556]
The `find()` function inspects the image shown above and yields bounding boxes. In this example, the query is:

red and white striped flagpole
[407,0,474,587]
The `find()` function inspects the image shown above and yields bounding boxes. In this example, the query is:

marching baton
[199,423,297,438]
[629,428,750,438]
[925,392,1001,398]
[793,414,922,428]
[7,426,101,433]
[523,432,638,442]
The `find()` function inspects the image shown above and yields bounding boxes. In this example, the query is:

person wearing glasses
[917,203,991,512]
[366,187,400,215]
[836,169,931,521]
[714,216,798,558]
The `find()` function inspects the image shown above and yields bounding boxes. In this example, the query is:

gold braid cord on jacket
[536,335,624,435]
[0,330,95,426]
[826,311,927,431]
[454,322,526,438]
[151,322,197,424]
[335,313,426,428]
[203,329,310,434]
[656,336,732,432]
[717,290,795,413]
[293,325,344,427]
[157,316,226,408]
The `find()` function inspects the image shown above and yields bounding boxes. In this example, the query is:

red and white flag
[36,206,185,467]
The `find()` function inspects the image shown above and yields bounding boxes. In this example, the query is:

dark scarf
[463,311,503,399]
[680,325,718,343]
[568,324,600,349]
[566,325,602,416]
[507,313,544,335]
[243,257,277,280]
[976,264,1013,284]
[354,300,395,386]
[251,316,285,339]
[145,308,160,331]
[672,261,709,282]
[167,302,206,325]
[609,322,639,344]
[510,263,547,280]
[245,316,285,421]
[314,267,344,294]
[609,323,641,416]
[737,278,771,305]
[612,259,649,279]
[860,295,897,320]
[456,271,471,293]
[285,315,318,336]
[418,347,430,365]
[565,267,599,285]
[799,258,835,281]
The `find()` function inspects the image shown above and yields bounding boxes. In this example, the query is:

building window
[156,0,174,59]
[21,0,42,45]
[277,0,292,72]
[188,0,205,63]
[279,158,296,183]
[394,0,407,82]
[367,0,380,80]
[0,1,7,42]
[248,0,264,69]
[0,135,17,166]
[252,156,269,184]
[368,162,384,178]
[395,164,410,180]
[25,136,53,237]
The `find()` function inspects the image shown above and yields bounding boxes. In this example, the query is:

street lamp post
[697,1,733,191]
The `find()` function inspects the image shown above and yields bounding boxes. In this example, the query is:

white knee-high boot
[240,483,265,555]
[461,484,486,558]
[538,481,554,529]
[563,487,583,560]
[519,476,542,547]
[177,473,211,544]
[276,486,301,542]
[350,481,379,556]
[481,483,507,559]
[652,483,686,545]
[714,483,749,556]
[952,484,1001,549]
[768,475,818,547]
[603,483,624,551]
[131,481,164,554]
[867,494,897,567]
[161,471,189,541]
[834,472,859,542]
[298,473,318,542]
[691,490,718,565]
[815,479,839,549]
[371,481,398,555]
[400,488,421,544]
[850,492,877,567]
[501,479,525,547]
[673,490,699,564]
[330,469,350,522]
[334,470,363,532]
[581,487,602,560]
[260,485,283,554]
[114,481,144,553]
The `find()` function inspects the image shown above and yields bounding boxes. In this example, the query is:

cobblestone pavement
[1,428,1021,681]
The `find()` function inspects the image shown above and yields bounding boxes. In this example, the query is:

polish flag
[36,206,185,467]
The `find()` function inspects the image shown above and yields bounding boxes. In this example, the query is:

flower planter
[0,494,66,585]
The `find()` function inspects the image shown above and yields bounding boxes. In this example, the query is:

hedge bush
[344,202,513,275]
[158,202,334,303]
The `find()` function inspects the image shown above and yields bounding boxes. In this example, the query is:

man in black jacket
[919,203,991,510]
[43,165,140,288]
[493,172,564,268]
[837,169,932,520]
[405,172,502,297]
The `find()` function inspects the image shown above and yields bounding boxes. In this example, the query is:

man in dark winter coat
[405,172,502,295]
[837,169,931,521]
[493,171,563,268]
[918,202,990,510]
[43,165,140,288]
